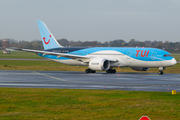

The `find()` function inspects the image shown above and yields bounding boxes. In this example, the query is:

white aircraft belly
[123,57,171,67]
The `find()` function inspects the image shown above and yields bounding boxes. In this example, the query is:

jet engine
[131,67,150,71]
[89,58,110,71]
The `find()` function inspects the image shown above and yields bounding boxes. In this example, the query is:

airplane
[18,20,177,75]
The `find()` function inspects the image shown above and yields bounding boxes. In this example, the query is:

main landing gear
[106,69,116,73]
[85,68,116,73]
[158,67,165,75]
[85,69,96,73]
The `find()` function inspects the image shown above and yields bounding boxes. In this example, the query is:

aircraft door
[83,51,88,56]
[126,51,131,59]
[126,51,133,64]
[151,52,157,60]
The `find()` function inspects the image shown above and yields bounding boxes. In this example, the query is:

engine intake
[131,67,150,71]
[89,58,110,71]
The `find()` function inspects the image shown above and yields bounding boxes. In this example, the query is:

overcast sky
[0,0,180,42]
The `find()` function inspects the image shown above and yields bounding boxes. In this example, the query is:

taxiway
[0,70,180,92]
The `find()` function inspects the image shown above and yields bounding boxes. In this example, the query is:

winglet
[37,20,63,50]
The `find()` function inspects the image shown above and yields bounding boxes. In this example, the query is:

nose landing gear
[158,67,165,75]
[158,71,163,75]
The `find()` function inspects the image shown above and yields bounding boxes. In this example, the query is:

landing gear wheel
[112,69,116,73]
[106,69,116,73]
[85,69,96,73]
[158,71,163,75]
[85,69,89,73]
[92,70,96,73]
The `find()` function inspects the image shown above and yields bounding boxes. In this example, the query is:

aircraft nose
[171,58,177,66]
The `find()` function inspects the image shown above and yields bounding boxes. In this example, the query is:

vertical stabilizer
[37,20,63,50]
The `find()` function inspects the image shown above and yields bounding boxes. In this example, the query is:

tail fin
[37,20,63,50]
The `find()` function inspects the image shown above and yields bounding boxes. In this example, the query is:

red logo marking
[146,50,149,57]
[136,50,149,57]
[141,50,146,57]
[43,35,51,45]
[136,50,141,57]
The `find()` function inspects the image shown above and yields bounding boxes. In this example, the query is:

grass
[0,88,179,120]
[172,54,180,61]
[0,60,88,71]
[0,51,43,59]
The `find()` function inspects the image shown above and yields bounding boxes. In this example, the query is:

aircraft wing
[17,49,117,63]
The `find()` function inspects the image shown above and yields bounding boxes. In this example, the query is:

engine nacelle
[89,58,110,71]
[131,67,150,71]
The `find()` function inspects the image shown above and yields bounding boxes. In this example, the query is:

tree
[0,40,2,47]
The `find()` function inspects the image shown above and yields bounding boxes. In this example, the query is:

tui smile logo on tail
[43,35,51,44]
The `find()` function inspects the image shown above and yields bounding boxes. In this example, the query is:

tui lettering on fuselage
[136,50,149,57]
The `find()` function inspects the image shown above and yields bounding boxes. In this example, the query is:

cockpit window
[164,54,172,57]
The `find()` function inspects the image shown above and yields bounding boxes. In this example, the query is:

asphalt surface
[0,70,180,92]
